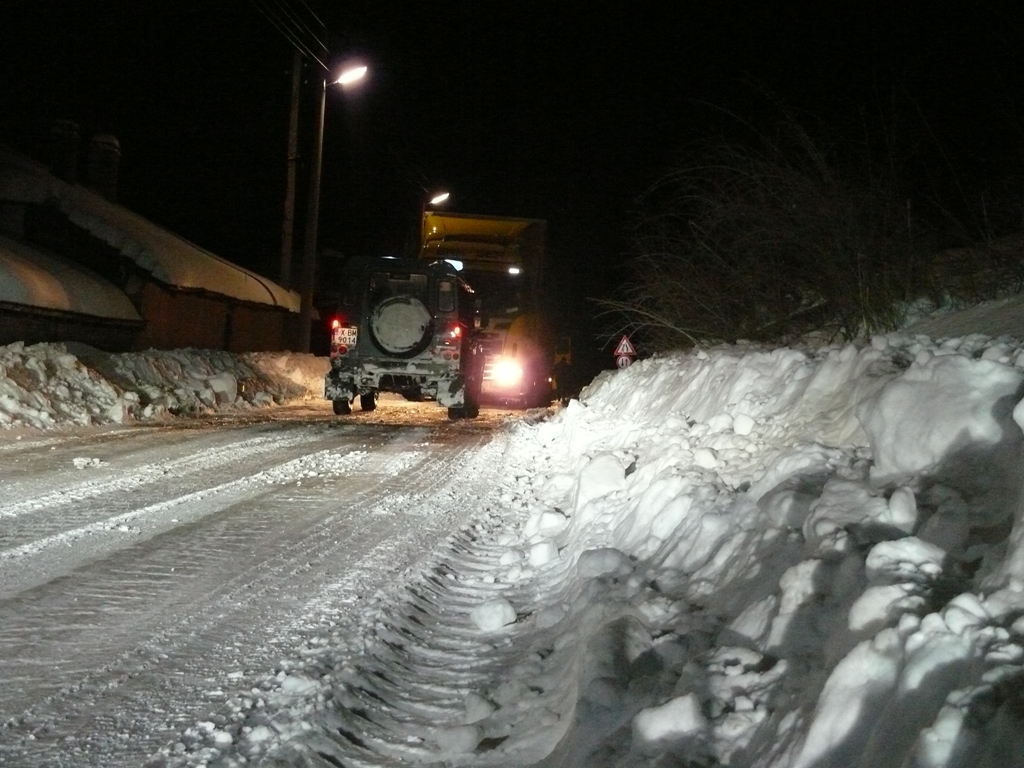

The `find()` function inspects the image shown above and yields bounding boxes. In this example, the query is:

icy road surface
[0,398,521,767]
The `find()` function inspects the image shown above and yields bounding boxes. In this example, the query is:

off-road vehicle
[324,256,482,419]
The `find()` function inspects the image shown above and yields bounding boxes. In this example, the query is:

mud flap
[324,370,357,402]
[436,376,466,408]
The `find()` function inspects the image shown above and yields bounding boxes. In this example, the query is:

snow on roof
[0,234,142,321]
[0,146,299,312]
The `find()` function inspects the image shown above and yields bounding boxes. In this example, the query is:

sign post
[614,334,636,369]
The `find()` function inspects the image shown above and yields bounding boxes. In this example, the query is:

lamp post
[418,190,450,257]
[297,64,367,353]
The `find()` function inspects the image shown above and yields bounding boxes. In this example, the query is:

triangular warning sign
[614,335,636,356]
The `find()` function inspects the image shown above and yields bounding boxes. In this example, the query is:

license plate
[332,325,358,346]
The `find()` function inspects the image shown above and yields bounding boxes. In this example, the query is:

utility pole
[297,65,367,354]
[297,77,327,353]
[280,50,302,290]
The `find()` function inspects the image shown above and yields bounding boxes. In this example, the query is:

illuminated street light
[297,63,368,353]
[418,190,451,257]
[335,66,367,86]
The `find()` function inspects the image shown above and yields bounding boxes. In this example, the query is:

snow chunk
[463,692,496,724]
[206,371,238,404]
[693,447,718,469]
[434,724,481,753]
[278,674,319,698]
[574,453,627,510]
[72,456,107,469]
[865,537,947,585]
[733,413,755,436]
[858,355,1024,518]
[803,479,892,552]
[577,547,634,579]
[470,599,517,631]
[524,508,568,538]
[793,629,903,768]
[632,693,707,751]
[528,540,559,567]
[848,584,927,634]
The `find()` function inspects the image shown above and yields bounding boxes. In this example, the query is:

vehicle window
[369,272,429,305]
[438,280,455,312]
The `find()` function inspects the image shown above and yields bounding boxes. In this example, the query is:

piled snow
[490,332,1024,767]
[0,342,328,429]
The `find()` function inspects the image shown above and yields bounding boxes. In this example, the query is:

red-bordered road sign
[614,335,636,357]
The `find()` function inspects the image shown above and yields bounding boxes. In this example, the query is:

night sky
[3,2,1022,367]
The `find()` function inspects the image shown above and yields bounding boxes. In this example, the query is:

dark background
[2,2,1022,373]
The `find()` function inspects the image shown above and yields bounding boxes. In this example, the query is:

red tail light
[450,324,462,339]
[331,318,341,330]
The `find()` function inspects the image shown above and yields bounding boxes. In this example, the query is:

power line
[249,0,328,70]
[270,0,328,54]
[294,0,327,33]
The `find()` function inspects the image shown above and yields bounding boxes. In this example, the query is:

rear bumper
[325,360,465,407]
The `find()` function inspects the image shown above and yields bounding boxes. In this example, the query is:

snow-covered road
[0,400,515,767]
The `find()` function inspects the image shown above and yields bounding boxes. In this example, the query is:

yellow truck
[419,212,564,407]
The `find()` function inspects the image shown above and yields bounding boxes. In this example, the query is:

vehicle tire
[533,374,553,408]
[447,405,478,420]
[332,398,351,415]
[457,340,483,420]
[360,391,378,412]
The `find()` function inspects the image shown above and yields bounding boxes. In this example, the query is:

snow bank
[0,342,328,429]
[497,331,1024,767]
[208,328,1024,768]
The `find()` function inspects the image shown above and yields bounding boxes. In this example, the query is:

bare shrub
[603,110,928,350]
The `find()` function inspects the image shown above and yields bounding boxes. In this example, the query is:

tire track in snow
[0,446,369,565]
[238,432,588,768]
[158,430,573,768]
[0,421,499,767]
[0,430,315,521]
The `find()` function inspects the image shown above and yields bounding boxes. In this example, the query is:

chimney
[86,133,121,202]
[49,120,80,183]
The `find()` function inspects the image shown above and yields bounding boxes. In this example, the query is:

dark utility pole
[297,77,327,353]
[280,50,302,290]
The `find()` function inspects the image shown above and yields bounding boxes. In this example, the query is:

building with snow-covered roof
[0,142,300,352]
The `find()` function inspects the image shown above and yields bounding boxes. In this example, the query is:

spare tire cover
[369,296,433,354]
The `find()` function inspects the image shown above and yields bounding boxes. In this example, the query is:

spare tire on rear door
[368,296,433,357]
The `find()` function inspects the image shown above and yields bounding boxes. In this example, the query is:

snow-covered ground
[3,299,1024,766]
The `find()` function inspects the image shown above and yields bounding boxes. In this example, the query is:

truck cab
[419,212,556,409]
[324,256,482,419]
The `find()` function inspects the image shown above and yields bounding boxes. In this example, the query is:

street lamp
[297,63,367,353]
[418,190,450,257]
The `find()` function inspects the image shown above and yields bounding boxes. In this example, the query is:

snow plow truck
[419,212,560,408]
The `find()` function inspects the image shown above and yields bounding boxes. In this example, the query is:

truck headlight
[492,359,524,387]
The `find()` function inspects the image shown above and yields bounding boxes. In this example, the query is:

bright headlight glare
[492,359,523,386]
